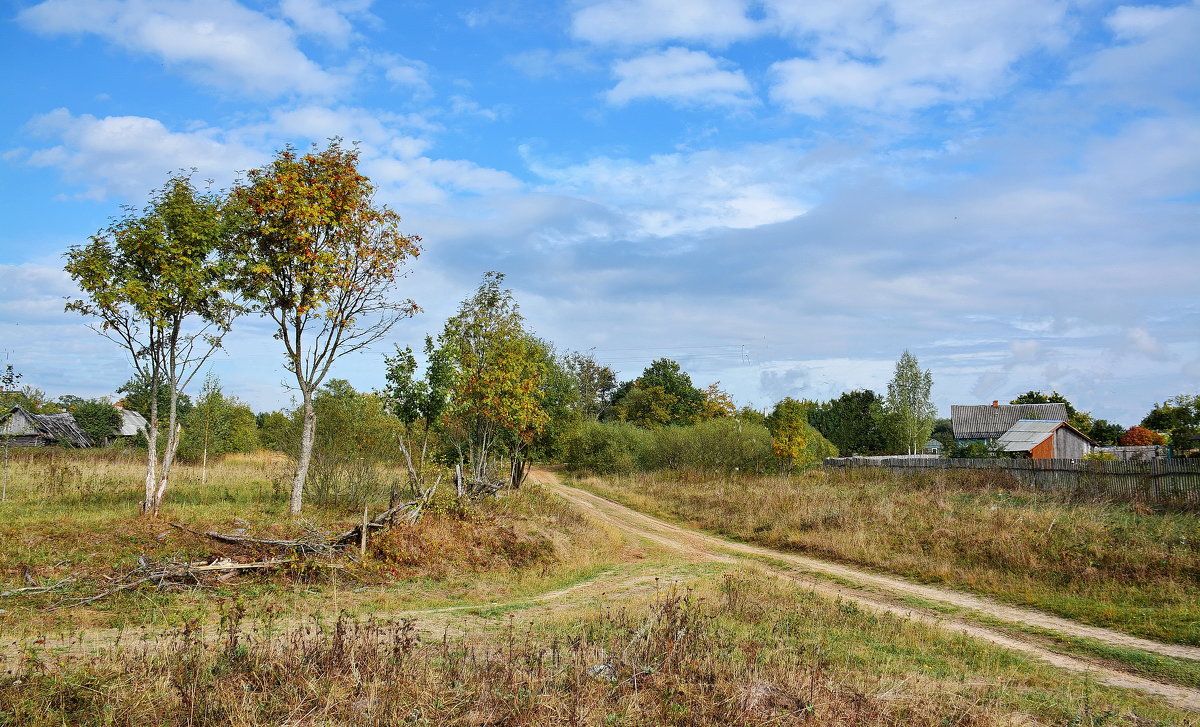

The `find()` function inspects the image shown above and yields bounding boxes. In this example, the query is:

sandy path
[537,472,1200,712]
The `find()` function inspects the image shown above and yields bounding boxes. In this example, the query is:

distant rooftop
[951,403,1068,440]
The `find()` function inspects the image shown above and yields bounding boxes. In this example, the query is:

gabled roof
[996,419,1097,453]
[115,407,149,436]
[951,403,1068,440]
[996,419,1060,452]
[1,406,93,447]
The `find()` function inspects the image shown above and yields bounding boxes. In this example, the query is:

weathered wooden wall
[825,456,1200,505]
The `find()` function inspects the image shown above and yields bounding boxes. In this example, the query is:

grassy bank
[2,570,1190,726]
[573,468,1200,645]
[0,448,622,633]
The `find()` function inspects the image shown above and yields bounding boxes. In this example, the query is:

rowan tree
[65,173,240,516]
[232,140,421,515]
[701,382,738,419]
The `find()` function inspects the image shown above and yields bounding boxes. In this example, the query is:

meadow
[572,467,1200,646]
[2,449,1198,725]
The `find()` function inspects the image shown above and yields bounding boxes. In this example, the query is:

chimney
[992,400,998,407]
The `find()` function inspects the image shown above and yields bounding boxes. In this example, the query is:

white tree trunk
[290,393,316,516]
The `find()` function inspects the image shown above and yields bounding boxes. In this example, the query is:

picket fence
[823,456,1200,505]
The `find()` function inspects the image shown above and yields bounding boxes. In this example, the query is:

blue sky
[1,0,1197,426]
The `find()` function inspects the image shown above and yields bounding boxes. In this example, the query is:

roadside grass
[571,468,1200,646]
[0,448,626,634]
[2,568,1192,726]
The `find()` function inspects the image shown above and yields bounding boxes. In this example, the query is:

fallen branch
[48,558,296,610]
[167,522,340,556]
[0,578,75,598]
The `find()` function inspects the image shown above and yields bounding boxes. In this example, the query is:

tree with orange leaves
[232,140,421,515]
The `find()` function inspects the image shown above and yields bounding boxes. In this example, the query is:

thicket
[560,418,835,476]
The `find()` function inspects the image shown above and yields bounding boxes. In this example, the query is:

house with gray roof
[951,401,1069,442]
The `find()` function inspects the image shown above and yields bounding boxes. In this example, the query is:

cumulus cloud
[571,0,759,46]
[18,0,342,97]
[766,0,1068,114]
[606,47,756,108]
[15,108,264,200]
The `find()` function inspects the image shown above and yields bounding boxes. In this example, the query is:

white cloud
[607,47,756,107]
[766,0,1069,114]
[278,0,366,45]
[571,0,759,46]
[18,0,342,97]
[1071,0,1200,107]
[12,105,519,207]
[522,143,816,237]
[508,48,600,79]
[16,109,263,201]
[1125,327,1168,361]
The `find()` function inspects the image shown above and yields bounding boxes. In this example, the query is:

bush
[644,418,776,474]
[300,380,405,509]
[561,418,780,475]
[560,420,649,474]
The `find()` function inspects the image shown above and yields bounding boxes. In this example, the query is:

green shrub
[560,420,649,474]
[561,418,778,475]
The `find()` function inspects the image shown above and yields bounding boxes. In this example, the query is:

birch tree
[886,350,937,455]
[232,140,421,515]
[64,173,240,516]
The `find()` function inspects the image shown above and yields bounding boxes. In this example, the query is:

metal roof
[996,419,1060,452]
[116,407,149,436]
[951,403,1068,440]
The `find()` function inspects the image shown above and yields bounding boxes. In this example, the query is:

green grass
[573,468,1200,645]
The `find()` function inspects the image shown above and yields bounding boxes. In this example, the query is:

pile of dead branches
[3,486,439,611]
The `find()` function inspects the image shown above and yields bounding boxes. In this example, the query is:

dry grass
[574,468,1200,645]
[0,448,621,634]
[2,570,1189,726]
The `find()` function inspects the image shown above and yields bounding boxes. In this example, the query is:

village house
[950,401,1095,460]
[0,405,92,447]
[950,401,1069,442]
[113,405,149,442]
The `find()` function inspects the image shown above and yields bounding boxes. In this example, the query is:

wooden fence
[823,456,1200,506]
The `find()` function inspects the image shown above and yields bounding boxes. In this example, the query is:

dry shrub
[369,510,555,580]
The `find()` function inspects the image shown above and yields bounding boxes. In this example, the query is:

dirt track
[531,471,1200,712]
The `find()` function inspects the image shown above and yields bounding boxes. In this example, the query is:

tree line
[10,140,1193,518]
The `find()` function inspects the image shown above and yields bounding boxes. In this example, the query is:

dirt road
[534,472,1200,712]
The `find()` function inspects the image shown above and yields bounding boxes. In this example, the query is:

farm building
[114,405,149,439]
[995,419,1095,459]
[951,401,1069,442]
[0,405,93,448]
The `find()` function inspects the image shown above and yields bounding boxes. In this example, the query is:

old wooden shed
[0,406,93,448]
